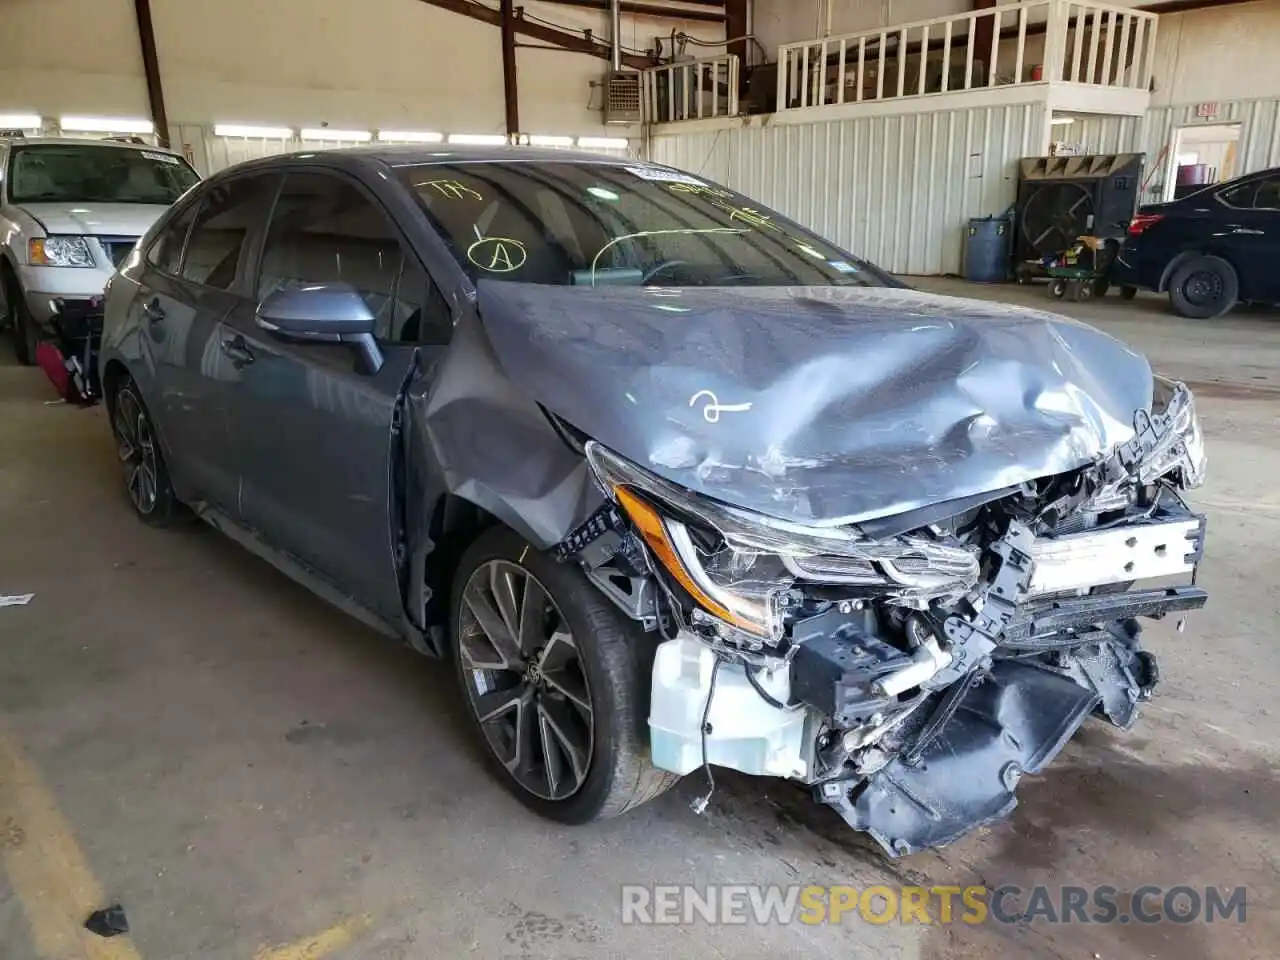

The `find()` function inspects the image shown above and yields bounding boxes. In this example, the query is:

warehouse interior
[1,1,1279,958]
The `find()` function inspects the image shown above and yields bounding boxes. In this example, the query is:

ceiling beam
[725,0,747,63]
[538,0,725,22]
[1138,0,1257,11]
[414,0,653,69]
[133,0,170,146]
[500,0,519,133]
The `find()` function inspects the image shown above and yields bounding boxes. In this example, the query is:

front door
[1233,176,1280,302]
[222,170,452,620]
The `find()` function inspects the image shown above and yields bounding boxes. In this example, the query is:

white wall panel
[1058,113,1143,155]
[649,102,1046,276]
[0,0,148,117]
[1137,98,1280,202]
[0,0,721,141]
[1148,1,1280,109]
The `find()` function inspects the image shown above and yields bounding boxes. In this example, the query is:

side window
[390,257,453,345]
[147,203,197,275]
[1252,178,1280,210]
[182,175,277,290]
[257,172,409,339]
[1218,182,1257,208]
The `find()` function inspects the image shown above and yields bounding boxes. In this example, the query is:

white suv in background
[0,137,199,364]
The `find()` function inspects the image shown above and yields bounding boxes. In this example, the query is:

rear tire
[109,376,183,527]
[1119,284,1138,301]
[1168,255,1238,319]
[450,526,677,824]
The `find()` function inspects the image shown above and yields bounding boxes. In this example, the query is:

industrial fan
[1013,153,1144,263]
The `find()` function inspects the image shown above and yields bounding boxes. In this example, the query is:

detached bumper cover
[823,660,1099,856]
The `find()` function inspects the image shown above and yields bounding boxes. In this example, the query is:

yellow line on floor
[253,915,372,960]
[0,729,143,960]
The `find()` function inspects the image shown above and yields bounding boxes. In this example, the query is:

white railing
[643,55,740,125]
[776,0,1157,112]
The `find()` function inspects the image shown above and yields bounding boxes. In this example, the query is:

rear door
[1237,176,1280,301]
[135,172,279,508]
[221,169,453,618]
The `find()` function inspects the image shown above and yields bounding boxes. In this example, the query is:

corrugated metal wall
[649,102,1048,276]
[1062,114,1144,156]
[1140,98,1280,201]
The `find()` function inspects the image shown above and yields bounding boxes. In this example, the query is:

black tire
[1067,280,1090,302]
[108,376,183,527]
[450,526,677,824]
[1119,285,1138,301]
[1091,278,1111,298]
[1047,278,1067,299]
[3,273,39,366]
[1168,255,1238,319]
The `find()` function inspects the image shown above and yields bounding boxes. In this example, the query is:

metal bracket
[937,521,1036,686]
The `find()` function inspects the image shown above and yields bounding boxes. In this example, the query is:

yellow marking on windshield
[467,236,527,273]
[419,179,484,201]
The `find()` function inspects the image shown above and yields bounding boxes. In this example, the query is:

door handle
[220,334,255,365]
[141,296,166,324]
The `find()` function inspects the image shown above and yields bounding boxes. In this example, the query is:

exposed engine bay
[556,377,1207,856]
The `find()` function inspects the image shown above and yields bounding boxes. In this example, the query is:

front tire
[109,376,183,527]
[1168,255,1238,319]
[450,526,676,824]
[3,274,39,366]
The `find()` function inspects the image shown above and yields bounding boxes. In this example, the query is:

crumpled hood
[476,283,1153,526]
[18,202,171,237]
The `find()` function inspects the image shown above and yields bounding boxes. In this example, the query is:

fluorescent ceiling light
[214,123,293,139]
[529,135,575,147]
[60,116,153,133]
[447,133,508,145]
[378,130,444,143]
[300,128,372,141]
[577,136,629,150]
[1050,117,1076,126]
[0,114,42,129]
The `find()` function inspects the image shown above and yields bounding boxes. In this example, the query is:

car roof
[0,136,183,155]
[205,144,639,181]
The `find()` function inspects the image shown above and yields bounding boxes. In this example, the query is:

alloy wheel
[114,389,159,514]
[458,560,594,801]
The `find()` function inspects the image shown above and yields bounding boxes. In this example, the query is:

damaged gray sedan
[99,147,1207,856]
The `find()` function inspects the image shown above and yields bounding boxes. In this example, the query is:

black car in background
[1114,166,1280,318]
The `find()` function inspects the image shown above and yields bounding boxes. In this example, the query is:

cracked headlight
[1144,377,1207,489]
[29,236,95,268]
[585,442,980,643]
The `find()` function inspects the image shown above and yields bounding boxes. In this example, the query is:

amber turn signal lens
[613,485,759,634]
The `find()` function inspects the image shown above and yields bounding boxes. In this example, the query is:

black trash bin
[963,217,1011,283]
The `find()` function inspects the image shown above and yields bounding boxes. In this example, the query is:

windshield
[395,160,886,287]
[8,144,199,205]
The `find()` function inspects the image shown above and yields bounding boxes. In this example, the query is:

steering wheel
[641,259,690,285]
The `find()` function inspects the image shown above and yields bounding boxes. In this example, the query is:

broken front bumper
[646,510,1206,857]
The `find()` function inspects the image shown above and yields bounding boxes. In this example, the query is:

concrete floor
[1,282,1277,960]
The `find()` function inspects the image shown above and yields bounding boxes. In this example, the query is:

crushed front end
[559,379,1207,856]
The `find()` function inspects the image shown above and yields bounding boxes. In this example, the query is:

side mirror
[255,283,382,373]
